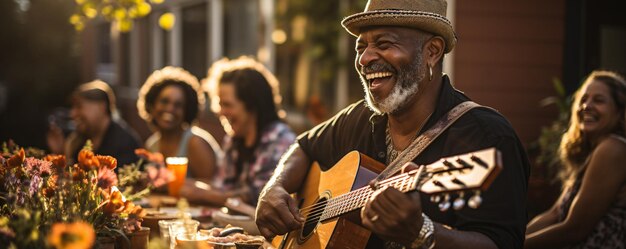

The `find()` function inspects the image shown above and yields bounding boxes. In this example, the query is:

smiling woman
[137,67,221,183]
[525,70,626,249]
[175,56,295,207]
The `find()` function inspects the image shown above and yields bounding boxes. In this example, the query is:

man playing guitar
[255,0,530,248]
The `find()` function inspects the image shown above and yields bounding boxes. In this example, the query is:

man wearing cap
[255,0,530,248]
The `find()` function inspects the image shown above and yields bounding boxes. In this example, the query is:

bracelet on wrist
[409,213,435,249]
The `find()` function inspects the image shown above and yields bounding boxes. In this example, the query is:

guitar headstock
[412,147,502,211]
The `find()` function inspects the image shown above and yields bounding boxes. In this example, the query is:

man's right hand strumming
[255,185,305,239]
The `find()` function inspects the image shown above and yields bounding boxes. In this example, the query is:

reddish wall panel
[453,0,565,145]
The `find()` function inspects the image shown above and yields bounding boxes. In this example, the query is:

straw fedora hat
[341,0,457,53]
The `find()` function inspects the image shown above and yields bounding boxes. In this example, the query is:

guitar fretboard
[318,170,422,222]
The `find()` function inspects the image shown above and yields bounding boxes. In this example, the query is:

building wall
[453,0,565,146]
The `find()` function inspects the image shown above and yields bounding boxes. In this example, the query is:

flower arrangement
[0,141,167,249]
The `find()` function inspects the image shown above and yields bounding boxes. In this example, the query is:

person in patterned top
[180,56,295,206]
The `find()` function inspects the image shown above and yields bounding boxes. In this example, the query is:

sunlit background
[1,0,625,215]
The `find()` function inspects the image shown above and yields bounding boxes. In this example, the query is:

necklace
[385,112,433,164]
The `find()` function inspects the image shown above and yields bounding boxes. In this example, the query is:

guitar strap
[375,101,489,181]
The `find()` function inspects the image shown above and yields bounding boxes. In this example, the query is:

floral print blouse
[212,121,295,205]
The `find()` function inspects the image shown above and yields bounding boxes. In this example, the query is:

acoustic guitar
[271,147,502,249]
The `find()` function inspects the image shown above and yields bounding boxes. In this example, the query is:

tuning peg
[430,194,441,203]
[456,158,472,168]
[470,155,488,168]
[451,177,465,186]
[438,194,450,211]
[453,192,465,210]
[468,190,482,209]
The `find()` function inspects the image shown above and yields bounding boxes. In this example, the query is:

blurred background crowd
[1,0,625,220]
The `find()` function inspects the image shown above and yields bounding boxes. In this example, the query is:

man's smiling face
[355,26,428,114]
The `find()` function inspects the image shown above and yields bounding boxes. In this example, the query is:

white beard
[361,55,425,115]
[376,77,420,114]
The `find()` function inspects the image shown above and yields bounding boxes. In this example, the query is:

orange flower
[103,190,125,215]
[47,221,95,249]
[44,154,67,170]
[7,148,25,168]
[77,149,99,170]
[43,174,59,197]
[122,200,146,219]
[135,148,164,166]
[71,165,86,182]
[96,155,117,170]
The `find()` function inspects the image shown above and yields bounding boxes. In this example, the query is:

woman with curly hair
[180,56,295,207]
[525,70,626,248]
[138,66,221,182]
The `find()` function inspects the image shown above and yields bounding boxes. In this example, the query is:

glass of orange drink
[166,157,188,197]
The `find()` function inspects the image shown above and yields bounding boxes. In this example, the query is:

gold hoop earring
[428,65,433,81]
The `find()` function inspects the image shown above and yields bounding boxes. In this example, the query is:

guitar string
[300,175,421,227]
[305,170,426,222]
[297,173,414,216]
[299,169,432,225]
[301,190,376,227]
[300,171,434,224]
[299,188,369,220]
[298,173,416,219]
[299,152,487,227]
[301,176,409,218]
[299,174,419,225]
[299,187,371,221]
[297,171,416,214]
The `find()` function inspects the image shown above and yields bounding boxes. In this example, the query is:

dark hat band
[342,9,453,28]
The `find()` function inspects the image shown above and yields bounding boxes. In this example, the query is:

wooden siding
[453,0,565,146]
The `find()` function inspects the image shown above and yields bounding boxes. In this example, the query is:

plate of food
[200,226,267,249]
[211,210,260,235]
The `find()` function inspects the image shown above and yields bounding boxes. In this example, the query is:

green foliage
[117,160,152,201]
[531,78,572,180]
[275,0,366,107]
[2,140,46,159]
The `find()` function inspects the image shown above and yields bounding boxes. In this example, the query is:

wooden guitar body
[272,151,385,249]
[271,148,501,249]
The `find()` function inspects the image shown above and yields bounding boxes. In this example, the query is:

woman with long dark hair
[181,56,295,206]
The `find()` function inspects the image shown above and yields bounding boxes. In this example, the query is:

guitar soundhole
[299,196,328,242]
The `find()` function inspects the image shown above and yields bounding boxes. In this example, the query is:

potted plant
[527,78,572,216]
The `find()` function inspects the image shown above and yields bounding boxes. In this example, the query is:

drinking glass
[169,220,199,248]
[175,232,210,248]
[158,219,181,247]
[166,157,188,197]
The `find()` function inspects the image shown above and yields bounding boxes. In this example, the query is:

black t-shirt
[70,120,141,168]
[297,75,530,249]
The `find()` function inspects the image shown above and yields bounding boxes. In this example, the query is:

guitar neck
[312,147,500,222]
[319,170,421,222]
